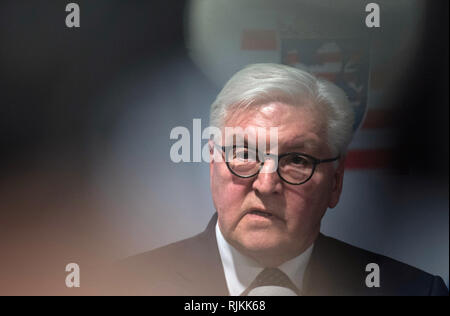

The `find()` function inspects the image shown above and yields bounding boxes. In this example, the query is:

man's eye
[291,156,308,165]
[234,147,257,160]
[236,151,249,159]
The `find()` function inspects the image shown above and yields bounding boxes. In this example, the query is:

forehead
[223,102,327,148]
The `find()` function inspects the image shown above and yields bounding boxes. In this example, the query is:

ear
[209,139,215,178]
[328,156,346,209]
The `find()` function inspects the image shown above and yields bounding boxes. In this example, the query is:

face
[209,102,345,266]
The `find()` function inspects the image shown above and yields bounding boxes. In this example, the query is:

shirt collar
[215,221,314,296]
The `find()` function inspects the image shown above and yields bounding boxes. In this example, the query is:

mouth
[245,209,280,220]
[247,210,275,218]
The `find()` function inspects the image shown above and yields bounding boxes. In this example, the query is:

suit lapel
[302,233,361,295]
[175,212,229,295]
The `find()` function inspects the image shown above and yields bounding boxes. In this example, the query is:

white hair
[209,63,355,155]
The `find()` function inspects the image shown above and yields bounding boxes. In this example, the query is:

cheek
[212,163,249,216]
[284,173,333,227]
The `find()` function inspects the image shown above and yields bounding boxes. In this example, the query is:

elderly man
[115,64,448,296]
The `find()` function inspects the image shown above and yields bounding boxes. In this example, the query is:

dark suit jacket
[111,213,448,296]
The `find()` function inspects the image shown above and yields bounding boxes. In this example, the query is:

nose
[252,159,282,195]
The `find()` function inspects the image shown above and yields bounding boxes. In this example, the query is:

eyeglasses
[214,144,340,185]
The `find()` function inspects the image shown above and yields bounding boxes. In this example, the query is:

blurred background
[0,0,447,294]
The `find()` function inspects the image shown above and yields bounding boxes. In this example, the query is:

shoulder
[120,232,207,271]
[311,234,448,296]
[101,213,227,295]
[106,215,227,295]
[109,233,207,294]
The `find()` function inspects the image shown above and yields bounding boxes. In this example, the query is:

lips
[244,207,284,221]
[248,210,274,218]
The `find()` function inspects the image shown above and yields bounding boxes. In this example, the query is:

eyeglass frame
[214,143,340,185]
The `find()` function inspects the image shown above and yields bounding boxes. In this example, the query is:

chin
[236,231,286,253]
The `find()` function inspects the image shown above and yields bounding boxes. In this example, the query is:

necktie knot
[241,268,301,296]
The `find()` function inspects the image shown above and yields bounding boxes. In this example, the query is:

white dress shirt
[215,222,314,296]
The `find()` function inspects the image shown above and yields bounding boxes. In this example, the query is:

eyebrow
[224,134,320,149]
[282,138,320,152]
[224,135,257,147]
